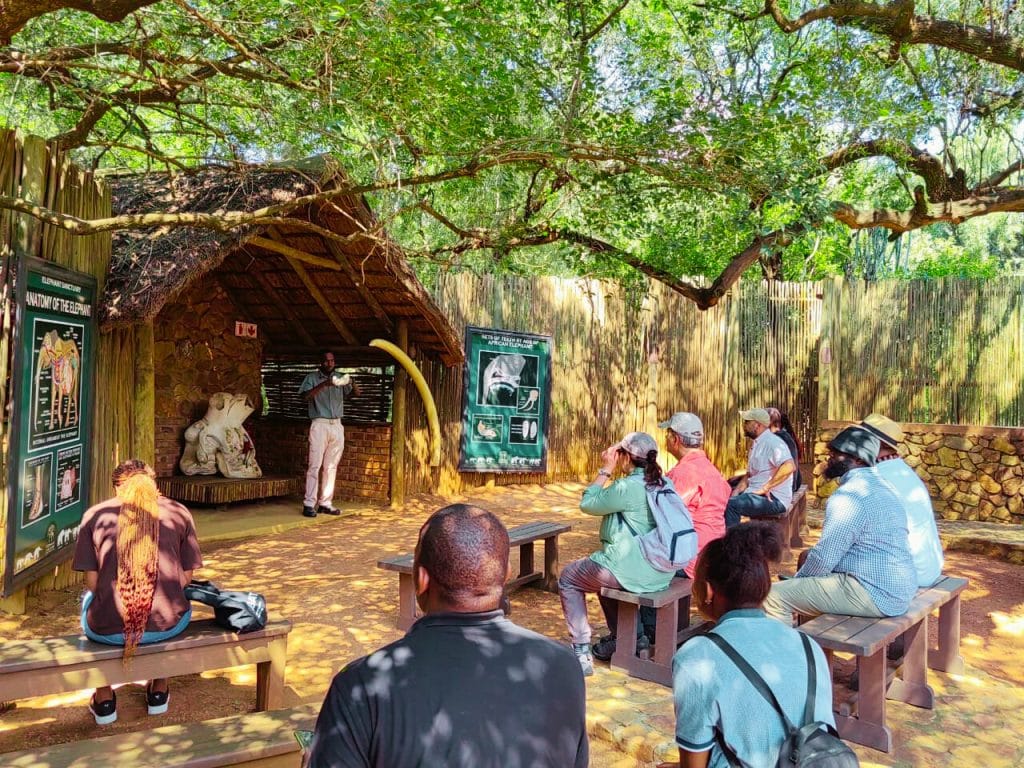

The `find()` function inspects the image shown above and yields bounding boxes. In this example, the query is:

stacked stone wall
[815,420,1024,524]
[153,280,263,477]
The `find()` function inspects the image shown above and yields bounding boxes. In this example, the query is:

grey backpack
[706,632,859,768]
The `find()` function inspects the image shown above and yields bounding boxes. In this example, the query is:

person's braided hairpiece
[111,459,161,663]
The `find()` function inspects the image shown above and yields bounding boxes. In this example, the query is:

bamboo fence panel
[403,274,823,495]
[820,278,1024,426]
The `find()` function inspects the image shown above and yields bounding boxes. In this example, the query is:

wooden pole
[133,321,156,463]
[390,320,409,508]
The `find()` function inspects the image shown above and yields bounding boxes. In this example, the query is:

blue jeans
[724,492,786,528]
[81,591,191,646]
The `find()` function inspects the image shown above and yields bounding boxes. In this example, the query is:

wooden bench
[796,575,968,753]
[1,702,319,768]
[749,483,807,561]
[0,618,291,713]
[377,520,570,631]
[600,577,711,686]
[157,475,303,505]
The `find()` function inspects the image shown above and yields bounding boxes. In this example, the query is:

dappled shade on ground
[1,483,1023,766]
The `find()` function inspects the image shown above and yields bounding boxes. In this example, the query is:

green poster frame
[4,257,97,597]
[458,326,552,473]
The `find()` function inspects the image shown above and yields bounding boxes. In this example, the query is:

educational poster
[5,259,96,595]
[459,327,552,473]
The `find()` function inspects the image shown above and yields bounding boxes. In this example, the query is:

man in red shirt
[658,412,730,578]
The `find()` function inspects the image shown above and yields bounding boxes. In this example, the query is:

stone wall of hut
[153,280,263,477]
[815,420,1024,524]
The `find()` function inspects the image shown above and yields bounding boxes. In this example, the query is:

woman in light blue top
[658,523,836,768]
[558,431,674,675]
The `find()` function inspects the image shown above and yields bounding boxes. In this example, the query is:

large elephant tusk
[369,338,442,467]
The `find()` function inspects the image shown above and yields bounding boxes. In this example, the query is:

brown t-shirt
[73,495,203,635]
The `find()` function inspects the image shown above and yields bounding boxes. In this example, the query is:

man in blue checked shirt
[763,425,917,624]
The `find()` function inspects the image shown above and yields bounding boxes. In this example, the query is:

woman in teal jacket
[558,431,674,675]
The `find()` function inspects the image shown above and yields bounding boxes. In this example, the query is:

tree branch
[0,0,160,44]
[763,0,1024,73]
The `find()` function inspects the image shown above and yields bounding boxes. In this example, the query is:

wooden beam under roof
[322,238,394,333]
[267,227,359,346]
[246,236,342,271]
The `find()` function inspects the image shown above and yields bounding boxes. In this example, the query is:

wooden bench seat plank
[0,619,291,675]
[600,579,692,609]
[2,703,320,768]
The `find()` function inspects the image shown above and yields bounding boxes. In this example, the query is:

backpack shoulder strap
[799,632,817,728]
[704,632,796,733]
[615,510,640,537]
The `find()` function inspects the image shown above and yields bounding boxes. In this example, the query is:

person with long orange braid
[73,459,203,725]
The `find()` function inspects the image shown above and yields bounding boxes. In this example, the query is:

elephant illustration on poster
[36,330,80,429]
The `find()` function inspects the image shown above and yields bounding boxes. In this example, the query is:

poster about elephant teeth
[459,326,552,473]
[55,445,82,511]
[30,318,85,451]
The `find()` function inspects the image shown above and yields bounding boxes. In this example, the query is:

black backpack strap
[704,633,796,733]
[799,632,817,728]
[616,510,640,537]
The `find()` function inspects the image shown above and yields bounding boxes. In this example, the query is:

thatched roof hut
[100,157,462,366]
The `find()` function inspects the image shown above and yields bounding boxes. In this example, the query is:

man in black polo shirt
[306,504,589,768]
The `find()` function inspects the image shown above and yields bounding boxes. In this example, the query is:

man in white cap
[724,408,796,528]
[861,413,944,587]
[658,412,730,578]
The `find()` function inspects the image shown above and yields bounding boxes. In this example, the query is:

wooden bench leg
[778,517,792,562]
[397,572,418,632]
[518,541,536,581]
[836,649,892,752]
[255,636,288,711]
[541,535,560,592]
[652,600,679,670]
[791,496,806,548]
[929,595,965,674]
[886,620,934,709]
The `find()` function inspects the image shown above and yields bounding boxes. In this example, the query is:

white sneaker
[572,643,594,677]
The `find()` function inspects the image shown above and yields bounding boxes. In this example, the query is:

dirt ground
[1,482,1023,766]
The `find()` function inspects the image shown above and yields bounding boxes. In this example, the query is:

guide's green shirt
[581,468,675,594]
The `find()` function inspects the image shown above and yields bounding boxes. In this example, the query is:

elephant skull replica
[179,392,262,479]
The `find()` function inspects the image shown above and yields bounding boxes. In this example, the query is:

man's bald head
[414,504,510,612]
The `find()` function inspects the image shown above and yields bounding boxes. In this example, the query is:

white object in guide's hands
[331,372,351,387]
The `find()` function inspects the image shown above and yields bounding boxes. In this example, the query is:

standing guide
[299,351,361,518]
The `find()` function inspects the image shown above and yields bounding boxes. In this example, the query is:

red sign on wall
[235,321,258,338]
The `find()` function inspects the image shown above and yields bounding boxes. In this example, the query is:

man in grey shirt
[306,504,589,768]
[298,351,360,518]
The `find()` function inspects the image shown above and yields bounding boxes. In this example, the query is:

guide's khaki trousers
[305,418,345,508]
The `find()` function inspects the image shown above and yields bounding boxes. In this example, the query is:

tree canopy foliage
[2,0,1024,304]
